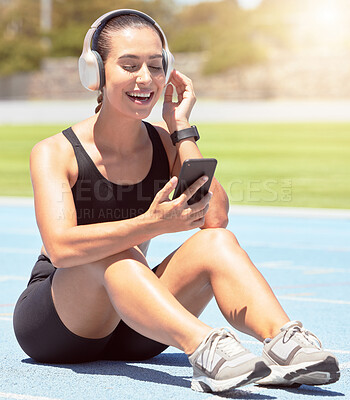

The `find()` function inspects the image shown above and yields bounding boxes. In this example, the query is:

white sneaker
[188,327,271,392]
[257,321,340,386]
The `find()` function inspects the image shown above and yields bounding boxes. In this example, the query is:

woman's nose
[136,64,152,84]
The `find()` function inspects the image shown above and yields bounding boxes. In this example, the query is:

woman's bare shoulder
[31,131,73,162]
[30,130,79,188]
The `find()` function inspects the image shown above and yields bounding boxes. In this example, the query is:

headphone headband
[79,9,174,91]
[91,10,167,50]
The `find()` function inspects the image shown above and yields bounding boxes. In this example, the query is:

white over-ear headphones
[78,9,175,91]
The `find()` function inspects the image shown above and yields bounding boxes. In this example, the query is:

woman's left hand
[162,69,196,134]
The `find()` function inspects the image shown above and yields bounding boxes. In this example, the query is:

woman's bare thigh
[51,246,147,339]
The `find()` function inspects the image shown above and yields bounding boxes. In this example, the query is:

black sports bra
[62,122,170,225]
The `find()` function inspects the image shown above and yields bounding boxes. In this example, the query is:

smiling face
[102,27,166,120]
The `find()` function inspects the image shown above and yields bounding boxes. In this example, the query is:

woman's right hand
[162,70,196,134]
[146,176,212,235]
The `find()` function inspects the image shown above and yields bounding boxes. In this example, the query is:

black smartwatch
[170,125,200,146]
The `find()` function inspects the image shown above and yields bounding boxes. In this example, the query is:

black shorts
[13,255,169,364]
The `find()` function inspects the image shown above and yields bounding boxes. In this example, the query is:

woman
[13,9,340,393]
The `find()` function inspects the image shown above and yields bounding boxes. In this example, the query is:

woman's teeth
[127,92,152,100]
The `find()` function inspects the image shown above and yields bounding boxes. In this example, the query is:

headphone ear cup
[78,49,101,91]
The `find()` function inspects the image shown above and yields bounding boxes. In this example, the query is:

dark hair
[94,14,163,113]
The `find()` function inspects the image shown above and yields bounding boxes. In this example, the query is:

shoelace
[204,328,245,371]
[283,322,322,349]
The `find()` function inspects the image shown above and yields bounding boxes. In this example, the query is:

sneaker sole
[191,361,271,393]
[257,356,340,387]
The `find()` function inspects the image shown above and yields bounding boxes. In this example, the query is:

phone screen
[173,158,217,205]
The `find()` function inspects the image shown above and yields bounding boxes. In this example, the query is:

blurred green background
[1,0,349,208]
[0,0,274,76]
[3,0,350,77]
[1,122,349,208]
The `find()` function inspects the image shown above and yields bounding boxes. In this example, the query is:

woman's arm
[31,135,210,268]
[171,140,229,229]
[162,70,229,228]
[203,178,229,228]
[31,137,157,268]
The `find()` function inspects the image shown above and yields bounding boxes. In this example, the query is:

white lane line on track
[0,276,27,282]
[0,197,34,206]
[229,205,350,219]
[0,228,38,236]
[274,282,350,289]
[156,236,350,252]
[259,261,350,274]
[278,295,350,305]
[245,241,350,253]
[2,198,350,218]
[0,393,61,400]
[0,247,39,255]
[328,349,350,354]
[0,317,12,321]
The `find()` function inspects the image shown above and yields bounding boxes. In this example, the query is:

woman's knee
[193,228,241,252]
[82,246,148,284]
[101,248,151,289]
[189,228,247,270]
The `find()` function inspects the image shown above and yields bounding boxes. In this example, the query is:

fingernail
[202,176,208,182]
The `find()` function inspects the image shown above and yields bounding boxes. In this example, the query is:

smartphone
[172,158,217,205]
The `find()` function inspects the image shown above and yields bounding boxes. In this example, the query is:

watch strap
[170,126,200,146]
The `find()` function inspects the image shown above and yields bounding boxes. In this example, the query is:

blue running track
[0,200,349,400]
